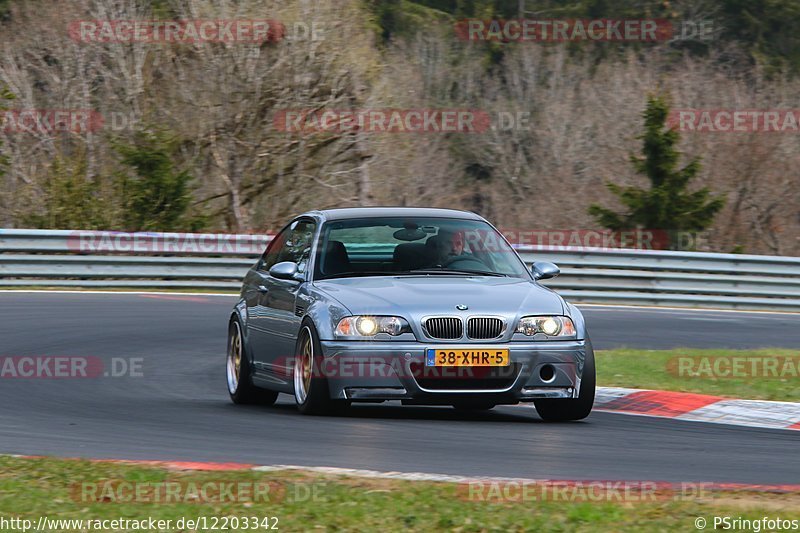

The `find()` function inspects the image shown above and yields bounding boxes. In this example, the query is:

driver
[435,229,467,264]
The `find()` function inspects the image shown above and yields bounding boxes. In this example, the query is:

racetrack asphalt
[0,292,798,484]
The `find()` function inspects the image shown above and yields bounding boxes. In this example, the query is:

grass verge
[0,456,798,532]
[596,349,800,401]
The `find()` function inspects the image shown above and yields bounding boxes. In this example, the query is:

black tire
[227,318,279,405]
[452,401,496,411]
[533,341,595,422]
[294,321,348,415]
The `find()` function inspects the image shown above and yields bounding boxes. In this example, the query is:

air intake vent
[424,317,463,340]
[295,306,305,317]
[467,317,504,339]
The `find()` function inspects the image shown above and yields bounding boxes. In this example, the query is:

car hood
[314,276,564,318]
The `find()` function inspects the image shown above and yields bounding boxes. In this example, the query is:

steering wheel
[443,254,489,271]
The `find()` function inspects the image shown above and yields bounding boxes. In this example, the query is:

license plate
[425,348,510,367]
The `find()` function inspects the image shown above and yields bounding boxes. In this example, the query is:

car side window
[259,228,290,272]
[259,220,316,274]
[277,220,316,274]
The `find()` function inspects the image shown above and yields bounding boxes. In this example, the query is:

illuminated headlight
[335,316,411,337]
[515,316,576,338]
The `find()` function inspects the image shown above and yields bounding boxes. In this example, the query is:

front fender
[231,298,248,328]
[229,299,255,363]
[564,301,588,341]
[303,285,352,340]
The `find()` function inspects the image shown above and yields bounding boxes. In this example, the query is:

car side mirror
[532,261,560,281]
[269,261,302,282]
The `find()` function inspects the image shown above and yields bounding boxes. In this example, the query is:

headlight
[515,316,576,338]
[335,316,412,337]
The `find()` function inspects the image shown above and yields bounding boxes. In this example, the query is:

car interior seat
[321,240,352,275]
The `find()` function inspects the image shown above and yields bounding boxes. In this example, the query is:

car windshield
[314,217,530,280]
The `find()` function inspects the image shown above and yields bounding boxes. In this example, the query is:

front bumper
[318,339,588,404]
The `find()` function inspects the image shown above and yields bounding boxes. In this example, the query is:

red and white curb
[593,387,800,431]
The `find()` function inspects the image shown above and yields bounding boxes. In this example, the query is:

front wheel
[227,318,278,405]
[294,322,348,415]
[533,342,595,422]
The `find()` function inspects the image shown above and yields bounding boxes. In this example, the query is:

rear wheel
[227,318,278,405]
[294,323,348,415]
[533,342,595,422]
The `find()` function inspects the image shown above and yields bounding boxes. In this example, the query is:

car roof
[303,207,485,222]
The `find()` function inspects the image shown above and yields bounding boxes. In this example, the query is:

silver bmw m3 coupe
[227,207,594,421]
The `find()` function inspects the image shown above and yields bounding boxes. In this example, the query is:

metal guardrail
[518,247,800,311]
[2,229,799,311]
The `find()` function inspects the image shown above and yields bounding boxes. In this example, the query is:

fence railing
[2,229,799,311]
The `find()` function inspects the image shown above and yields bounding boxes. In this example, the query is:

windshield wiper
[408,268,509,277]
[323,269,510,279]
[322,271,405,279]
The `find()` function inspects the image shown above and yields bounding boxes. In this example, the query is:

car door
[244,226,289,377]
[249,218,317,380]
